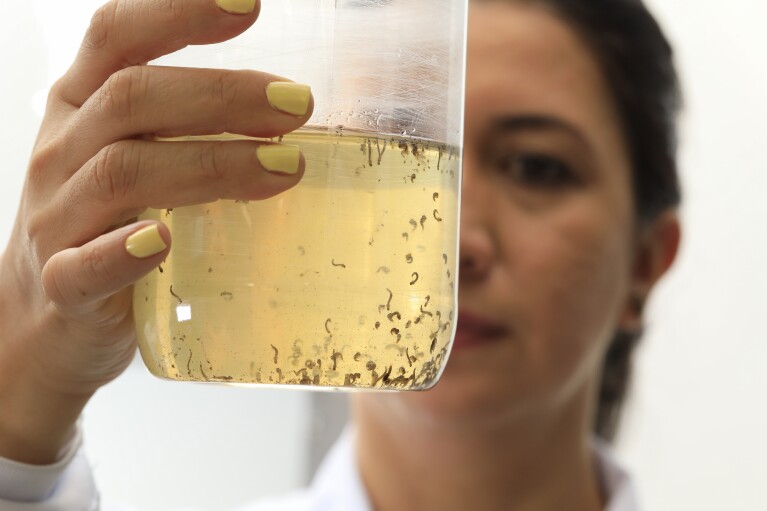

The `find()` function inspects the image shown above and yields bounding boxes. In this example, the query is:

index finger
[54,0,261,107]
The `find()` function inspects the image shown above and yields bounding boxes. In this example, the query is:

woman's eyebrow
[489,114,594,154]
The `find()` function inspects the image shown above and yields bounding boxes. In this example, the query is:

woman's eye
[495,153,576,189]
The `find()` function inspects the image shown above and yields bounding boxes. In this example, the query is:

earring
[620,293,646,336]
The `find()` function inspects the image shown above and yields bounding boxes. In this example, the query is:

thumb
[42,221,170,314]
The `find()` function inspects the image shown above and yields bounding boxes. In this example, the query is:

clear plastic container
[133,0,468,390]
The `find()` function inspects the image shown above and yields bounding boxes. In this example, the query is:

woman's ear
[619,210,682,333]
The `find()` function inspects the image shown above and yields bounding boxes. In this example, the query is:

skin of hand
[0,0,314,465]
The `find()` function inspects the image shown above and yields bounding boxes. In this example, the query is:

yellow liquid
[134,130,459,390]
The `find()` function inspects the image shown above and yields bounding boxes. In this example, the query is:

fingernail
[266,82,312,116]
[126,225,167,259]
[257,145,301,175]
[215,0,257,14]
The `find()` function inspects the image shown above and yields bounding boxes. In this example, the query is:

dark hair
[533,0,683,440]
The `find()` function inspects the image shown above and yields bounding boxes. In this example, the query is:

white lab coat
[0,427,638,510]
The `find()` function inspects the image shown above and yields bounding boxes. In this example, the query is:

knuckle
[95,66,148,120]
[42,77,71,112]
[27,141,62,184]
[90,143,140,203]
[96,71,131,118]
[198,143,230,181]
[47,77,65,103]
[212,71,242,112]
[25,212,45,248]
[164,0,187,24]
[41,253,78,306]
[47,76,68,103]
[83,2,118,52]
[82,243,114,291]
[26,211,52,257]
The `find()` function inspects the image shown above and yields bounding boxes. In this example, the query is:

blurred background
[1,0,765,509]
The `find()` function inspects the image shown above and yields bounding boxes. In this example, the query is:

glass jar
[134,0,468,390]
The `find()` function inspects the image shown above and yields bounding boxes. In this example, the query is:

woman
[0,0,681,509]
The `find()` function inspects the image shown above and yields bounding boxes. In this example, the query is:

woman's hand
[0,0,312,464]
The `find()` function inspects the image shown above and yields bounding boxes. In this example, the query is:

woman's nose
[459,167,496,283]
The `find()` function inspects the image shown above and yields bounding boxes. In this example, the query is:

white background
[1,1,765,510]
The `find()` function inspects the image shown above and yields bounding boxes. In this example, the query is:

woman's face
[358,2,643,427]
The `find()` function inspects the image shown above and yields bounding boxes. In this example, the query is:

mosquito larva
[169,286,183,304]
[331,351,342,371]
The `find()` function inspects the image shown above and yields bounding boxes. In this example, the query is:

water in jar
[134,129,459,390]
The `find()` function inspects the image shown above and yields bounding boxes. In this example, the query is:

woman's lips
[452,311,508,351]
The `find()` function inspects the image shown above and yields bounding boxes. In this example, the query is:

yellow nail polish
[126,225,167,259]
[266,82,312,116]
[215,0,257,14]
[257,145,301,175]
